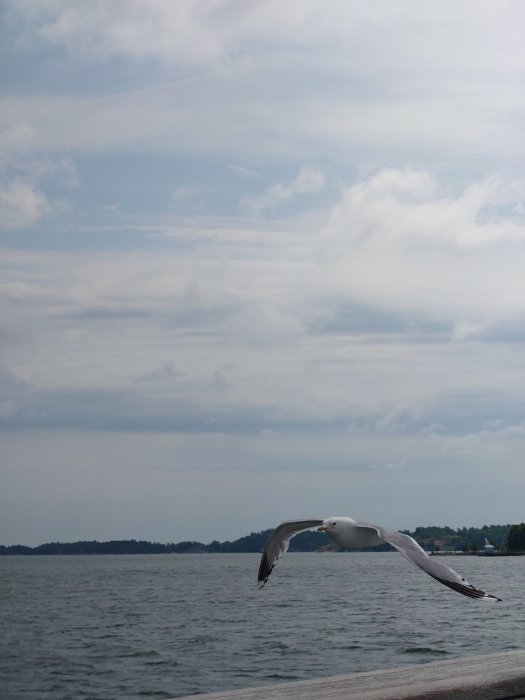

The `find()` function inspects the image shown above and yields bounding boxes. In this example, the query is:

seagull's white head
[317,517,341,533]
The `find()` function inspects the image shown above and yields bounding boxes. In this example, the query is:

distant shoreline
[1,523,521,556]
[2,549,524,556]
[431,551,524,557]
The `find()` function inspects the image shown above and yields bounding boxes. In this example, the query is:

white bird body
[258,516,501,602]
[321,516,383,549]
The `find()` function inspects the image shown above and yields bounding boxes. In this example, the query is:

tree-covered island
[2,523,524,555]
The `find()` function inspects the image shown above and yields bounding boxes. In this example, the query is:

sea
[0,552,523,699]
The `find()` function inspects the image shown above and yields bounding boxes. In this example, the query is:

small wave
[144,659,177,667]
[186,634,219,646]
[264,672,302,681]
[402,647,449,655]
[117,649,163,659]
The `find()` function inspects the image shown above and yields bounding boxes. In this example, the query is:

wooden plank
[172,650,525,700]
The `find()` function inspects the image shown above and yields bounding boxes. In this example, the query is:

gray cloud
[1,356,523,446]
[308,301,453,341]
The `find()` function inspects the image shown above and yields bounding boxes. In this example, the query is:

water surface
[1,553,523,698]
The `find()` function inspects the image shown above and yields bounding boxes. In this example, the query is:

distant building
[479,538,495,556]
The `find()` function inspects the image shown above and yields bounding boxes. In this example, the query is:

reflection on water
[0,552,523,698]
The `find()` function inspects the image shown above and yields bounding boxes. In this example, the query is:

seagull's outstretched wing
[258,519,323,588]
[354,519,501,601]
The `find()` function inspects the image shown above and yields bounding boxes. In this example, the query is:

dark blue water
[0,553,523,699]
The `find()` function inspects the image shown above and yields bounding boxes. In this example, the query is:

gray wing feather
[258,519,323,588]
[353,519,501,602]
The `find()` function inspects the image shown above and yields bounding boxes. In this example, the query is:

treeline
[1,523,523,555]
[409,524,513,552]
[0,534,311,556]
[0,540,178,556]
[507,523,525,551]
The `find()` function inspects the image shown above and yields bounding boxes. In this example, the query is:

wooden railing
[172,650,525,700]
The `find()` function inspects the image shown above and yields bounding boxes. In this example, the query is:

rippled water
[1,553,523,699]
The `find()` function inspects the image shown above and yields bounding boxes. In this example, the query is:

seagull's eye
[332,522,336,526]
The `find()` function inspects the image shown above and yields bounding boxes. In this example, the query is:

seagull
[258,516,501,601]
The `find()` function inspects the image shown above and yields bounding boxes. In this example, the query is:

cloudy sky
[1,1,524,546]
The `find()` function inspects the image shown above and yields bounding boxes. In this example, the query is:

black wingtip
[258,551,272,588]
[432,575,501,601]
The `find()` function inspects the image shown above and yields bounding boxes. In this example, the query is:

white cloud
[227,164,259,180]
[427,420,525,458]
[0,122,36,163]
[0,181,53,229]
[13,1,223,66]
[0,119,77,229]
[9,1,524,79]
[452,321,484,341]
[169,186,190,207]
[318,169,525,323]
[2,2,522,166]
[240,166,324,216]
[322,169,525,251]
[375,402,423,433]
[169,186,203,209]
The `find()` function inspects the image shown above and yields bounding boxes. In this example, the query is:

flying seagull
[258,517,501,601]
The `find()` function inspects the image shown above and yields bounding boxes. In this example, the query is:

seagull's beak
[317,525,327,532]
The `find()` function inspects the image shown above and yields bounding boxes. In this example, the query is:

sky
[1,1,524,547]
